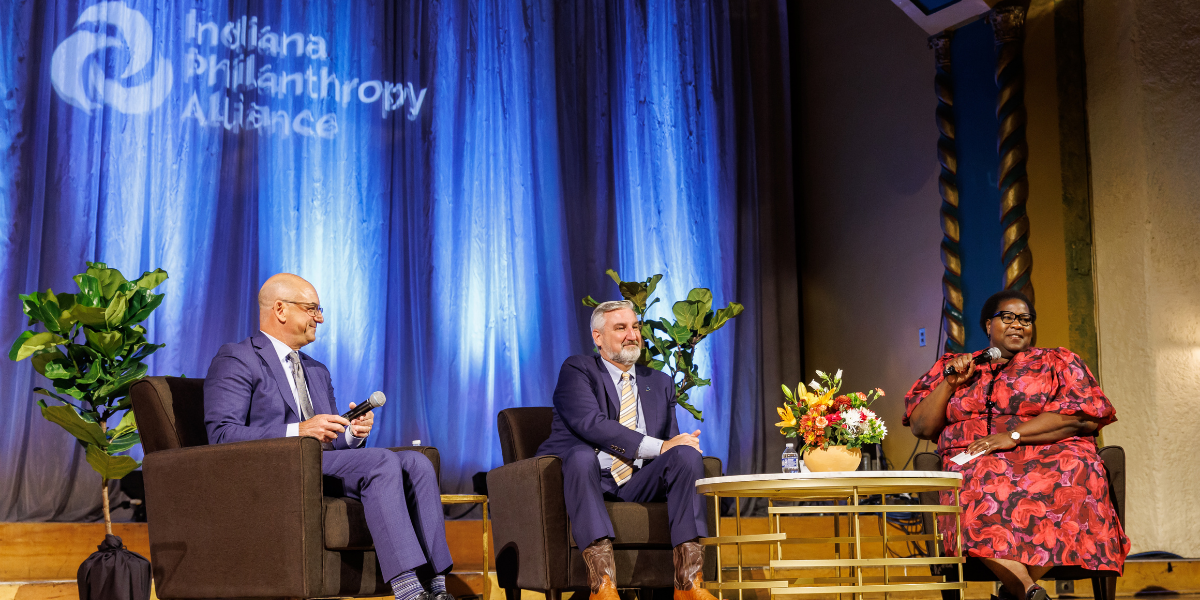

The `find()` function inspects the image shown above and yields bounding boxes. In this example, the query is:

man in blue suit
[536,300,717,600]
[204,273,453,600]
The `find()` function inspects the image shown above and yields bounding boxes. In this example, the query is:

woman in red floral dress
[904,291,1129,600]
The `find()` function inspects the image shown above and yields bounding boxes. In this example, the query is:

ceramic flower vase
[803,445,862,472]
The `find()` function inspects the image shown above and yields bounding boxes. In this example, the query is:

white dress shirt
[598,358,664,471]
[261,331,365,447]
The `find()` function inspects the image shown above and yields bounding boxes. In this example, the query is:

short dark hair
[980,290,1036,333]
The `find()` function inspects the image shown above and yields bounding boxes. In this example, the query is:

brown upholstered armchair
[130,376,442,599]
[914,446,1125,600]
[487,407,721,600]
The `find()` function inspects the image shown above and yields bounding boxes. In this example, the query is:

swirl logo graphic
[50,2,173,114]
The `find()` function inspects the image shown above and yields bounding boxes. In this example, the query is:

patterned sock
[390,570,425,600]
[430,574,447,594]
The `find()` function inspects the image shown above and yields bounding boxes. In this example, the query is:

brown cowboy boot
[582,538,620,600]
[673,540,718,600]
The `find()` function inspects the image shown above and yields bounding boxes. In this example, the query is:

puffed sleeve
[902,353,953,426]
[1043,348,1117,427]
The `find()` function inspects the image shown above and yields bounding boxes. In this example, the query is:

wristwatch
[1010,430,1021,442]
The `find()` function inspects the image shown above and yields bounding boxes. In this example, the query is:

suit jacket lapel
[252,331,302,422]
[302,355,332,414]
[594,355,621,419]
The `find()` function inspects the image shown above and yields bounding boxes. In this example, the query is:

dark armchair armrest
[142,436,325,599]
[487,455,570,592]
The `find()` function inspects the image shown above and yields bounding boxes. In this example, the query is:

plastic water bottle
[782,443,800,474]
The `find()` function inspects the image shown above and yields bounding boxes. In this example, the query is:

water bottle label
[783,456,799,471]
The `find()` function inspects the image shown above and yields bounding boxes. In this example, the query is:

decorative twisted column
[930,32,965,354]
[990,6,1034,302]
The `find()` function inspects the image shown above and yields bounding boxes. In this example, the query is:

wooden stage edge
[1,520,1197,599]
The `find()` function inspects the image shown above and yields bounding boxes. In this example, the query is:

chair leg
[546,589,562,600]
[1091,577,1116,600]
[505,588,521,600]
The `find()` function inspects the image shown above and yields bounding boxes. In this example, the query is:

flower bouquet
[776,369,887,471]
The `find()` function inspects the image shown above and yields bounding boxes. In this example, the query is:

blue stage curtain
[0,0,794,520]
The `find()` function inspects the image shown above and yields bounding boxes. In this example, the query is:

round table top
[694,470,963,497]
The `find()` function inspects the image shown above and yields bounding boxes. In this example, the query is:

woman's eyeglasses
[992,311,1034,327]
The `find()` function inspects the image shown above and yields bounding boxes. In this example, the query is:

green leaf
[646,274,663,296]
[106,431,141,454]
[582,295,600,308]
[31,349,67,376]
[10,331,69,361]
[86,264,129,299]
[85,445,139,480]
[73,274,102,306]
[647,359,667,371]
[21,290,64,332]
[701,302,745,336]
[94,362,147,399]
[38,401,108,447]
[66,305,109,328]
[133,268,168,291]
[125,293,164,325]
[605,269,622,284]
[617,281,647,311]
[671,300,705,331]
[686,288,713,315]
[42,360,78,380]
[76,358,104,385]
[111,410,138,438]
[85,329,123,359]
[104,291,129,327]
[676,394,704,422]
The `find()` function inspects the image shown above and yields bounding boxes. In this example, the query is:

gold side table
[695,472,965,600]
[441,494,491,600]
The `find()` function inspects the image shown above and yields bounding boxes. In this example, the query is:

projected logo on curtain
[50,2,173,114]
[48,1,427,138]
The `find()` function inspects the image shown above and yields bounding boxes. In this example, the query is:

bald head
[259,273,323,350]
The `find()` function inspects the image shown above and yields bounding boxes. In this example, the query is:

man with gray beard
[535,301,717,600]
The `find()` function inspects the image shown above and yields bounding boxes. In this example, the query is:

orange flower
[775,404,797,431]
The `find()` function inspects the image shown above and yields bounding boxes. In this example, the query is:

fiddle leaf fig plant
[9,262,168,533]
[584,269,743,421]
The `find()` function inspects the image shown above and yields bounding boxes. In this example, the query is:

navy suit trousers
[322,448,452,580]
[560,445,708,549]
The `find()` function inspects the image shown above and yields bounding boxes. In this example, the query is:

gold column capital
[988,6,1027,44]
[928,32,953,68]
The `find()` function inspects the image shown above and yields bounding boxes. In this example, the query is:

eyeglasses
[282,300,324,316]
[992,311,1034,327]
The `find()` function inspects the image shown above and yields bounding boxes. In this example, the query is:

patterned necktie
[611,372,638,486]
[289,351,331,450]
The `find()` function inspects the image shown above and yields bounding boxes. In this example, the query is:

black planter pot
[77,534,151,600]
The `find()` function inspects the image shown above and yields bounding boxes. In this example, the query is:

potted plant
[776,369,888,471]
[584,269,743,421]
[8,262,168,599]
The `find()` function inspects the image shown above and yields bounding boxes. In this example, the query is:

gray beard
[607,344,641,366]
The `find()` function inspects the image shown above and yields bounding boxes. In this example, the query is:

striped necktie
[289,351,332,450]
[611,371,638,486]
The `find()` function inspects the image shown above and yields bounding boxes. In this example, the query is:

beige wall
[793,1,1073,468]
[794,0,943,466]
[1085,0,1200,557]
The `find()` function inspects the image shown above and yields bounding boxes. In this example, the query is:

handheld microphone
[943,347,1000,377]
[341,391,386,421]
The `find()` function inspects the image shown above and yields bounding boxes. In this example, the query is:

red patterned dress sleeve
[902,353,953,426]
[1042,347,1118,427]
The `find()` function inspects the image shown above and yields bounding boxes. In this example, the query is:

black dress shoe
[1026,585,1049,600]
[428,591,456,600]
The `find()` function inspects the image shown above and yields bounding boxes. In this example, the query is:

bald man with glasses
[203,273,454,600]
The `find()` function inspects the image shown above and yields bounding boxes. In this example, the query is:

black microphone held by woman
[941,346,1000,377]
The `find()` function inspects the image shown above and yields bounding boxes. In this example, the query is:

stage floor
[1,519,1195,600]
